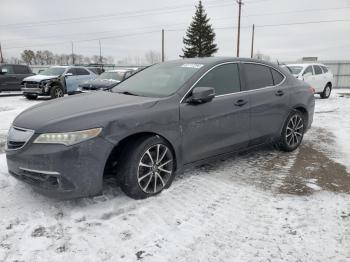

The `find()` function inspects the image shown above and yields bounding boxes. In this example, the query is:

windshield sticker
[181,64,204,69]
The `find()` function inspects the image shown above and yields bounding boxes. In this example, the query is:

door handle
[275,90,284,96]
[234,99,248,107]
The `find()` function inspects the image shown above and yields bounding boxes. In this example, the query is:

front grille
[6,126,34,150]
[25,83,39,88]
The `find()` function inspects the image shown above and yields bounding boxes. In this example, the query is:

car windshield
[40,67,66,76]
[112,62,203,97]
[98,72,124,81]
[287,66,303,75]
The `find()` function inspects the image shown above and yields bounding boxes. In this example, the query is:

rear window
[271,69,284,85]
[244,63,274,90]
[75,68,90,75]
[321,66,328,73]
[313,65,323,75]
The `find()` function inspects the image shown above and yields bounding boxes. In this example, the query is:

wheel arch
[103,132,178,179]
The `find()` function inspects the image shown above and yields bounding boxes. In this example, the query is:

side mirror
[65,72,73,77]
[0,68,8,75]
[187,87,215,104]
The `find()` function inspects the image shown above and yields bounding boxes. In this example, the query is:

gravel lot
[0,91,350,262]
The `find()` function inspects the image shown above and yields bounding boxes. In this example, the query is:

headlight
[33,128,102,146]
[40,80,51,87]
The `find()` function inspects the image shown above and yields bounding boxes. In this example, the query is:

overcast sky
[1,0,350,63]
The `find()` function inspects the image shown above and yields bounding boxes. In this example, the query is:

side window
[271,68,284,85]
[14,65,30,74]
[0,65,15,74]
[313,65,323,75]
[303,66,313,76]
[321,66,328,73]
[67,68,76,75]
[195,63,241,96]
[75,68,90,75]
[124,72,132,79]
[244,63,274,90]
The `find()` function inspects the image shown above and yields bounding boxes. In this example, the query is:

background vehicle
[78,68,139,92]
[6,58,315,200]
[285,63,333,99]
[0,64,34,93]
[21,66,96,99]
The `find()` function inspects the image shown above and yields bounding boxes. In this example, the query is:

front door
[302,65,319,91]
[180,63,250,164]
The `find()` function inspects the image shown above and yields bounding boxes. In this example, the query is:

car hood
[79,78,120,89]
[13,91,159,133]
[23,74,60,82]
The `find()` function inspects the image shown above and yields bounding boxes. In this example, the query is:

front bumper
[21,87,44,95]
[6,136,114,199]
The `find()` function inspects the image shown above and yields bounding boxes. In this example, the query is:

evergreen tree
[181,1,218,58]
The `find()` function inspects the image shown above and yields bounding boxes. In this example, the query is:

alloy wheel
[55,88,63,98]
[137,144,173,194]
[325,86,331,97]
[286,114,304,147]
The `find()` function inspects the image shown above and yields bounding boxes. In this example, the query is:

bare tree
[144,50,161,64]
[254,50,271,61]
[21,50,35,64]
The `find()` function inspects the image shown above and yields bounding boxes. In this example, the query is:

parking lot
[0,90,349,261]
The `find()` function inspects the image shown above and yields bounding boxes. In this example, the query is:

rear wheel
[118,136,175,199]
[50,86,64,99]
[278,111,305,152]
[320,84,331,99]
[24,94,37,100]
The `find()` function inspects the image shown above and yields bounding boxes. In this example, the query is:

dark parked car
[5,57,315,199]
[0,64,34,92]
[78,69,138,92]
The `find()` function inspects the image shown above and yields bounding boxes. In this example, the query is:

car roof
[163,57,280,68]
[106,69,131,73]
[286,63,328,67]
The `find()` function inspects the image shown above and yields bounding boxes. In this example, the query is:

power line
[0,0,233,29]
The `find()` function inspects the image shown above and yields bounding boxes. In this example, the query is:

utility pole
[99,40,102,65]
[250,24,255,58]
[161,29,165,62]
[236,0,244,57]
[0,42,4,63]
[71,41,75,65]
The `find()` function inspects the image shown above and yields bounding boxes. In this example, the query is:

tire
[25,94,38,100]
[320,84,331,99]
[50,85,64,99]
[278,111,305,152]
[118,136,176,199]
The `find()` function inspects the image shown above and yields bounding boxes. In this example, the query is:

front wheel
[50,86,64,99]
[118,136,175,199]
[320,84,331,99]
[278,111,305,152]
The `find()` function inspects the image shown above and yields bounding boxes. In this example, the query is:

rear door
[313,65,326,92]
[180,63,250,164]
[241,63,290,146]
[66,68,95,93]
[0,65,18,91]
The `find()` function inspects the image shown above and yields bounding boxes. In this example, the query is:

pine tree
[181,1,218,58]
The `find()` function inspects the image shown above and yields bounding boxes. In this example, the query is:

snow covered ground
[0,91,349,262]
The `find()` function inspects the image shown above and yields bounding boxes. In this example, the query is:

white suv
[284,63,333,99]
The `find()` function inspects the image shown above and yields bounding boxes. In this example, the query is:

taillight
[308,86,315,94]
